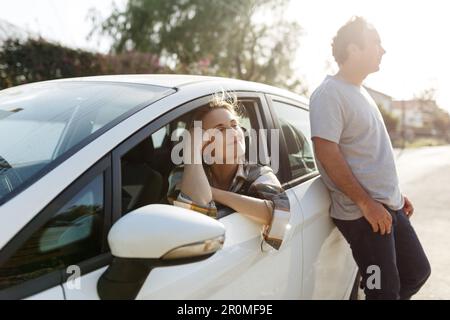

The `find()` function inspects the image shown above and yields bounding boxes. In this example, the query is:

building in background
[392,99,441,139]
[365,86,400,140]
[366,85,450,144]
[365,86,394,113]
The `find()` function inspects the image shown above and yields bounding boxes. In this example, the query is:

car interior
[119,101,256,216]
[279,118,316,177]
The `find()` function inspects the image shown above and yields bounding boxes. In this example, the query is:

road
[394,145,450,299]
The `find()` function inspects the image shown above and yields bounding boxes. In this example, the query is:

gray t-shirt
[309,75,404,220]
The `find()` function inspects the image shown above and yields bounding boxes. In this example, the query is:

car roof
[51,74,309,106]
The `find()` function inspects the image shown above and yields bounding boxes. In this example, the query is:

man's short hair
[332,16,374,65]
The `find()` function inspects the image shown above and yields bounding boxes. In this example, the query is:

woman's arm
[212,167,290,251]
[180,164,212,207]
[179,129,213,207]
[211,187,272,225]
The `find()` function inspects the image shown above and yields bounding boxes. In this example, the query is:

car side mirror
[97,204,225,300]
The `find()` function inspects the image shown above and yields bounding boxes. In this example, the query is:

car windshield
[0,81,174,204]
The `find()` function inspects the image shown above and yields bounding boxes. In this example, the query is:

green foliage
[378,104,399,133]
[0,38,104,88]
[101,51,169,75]
[414,88,450,139]
[91,0,305,91]
[432,108,450,137]
[0,38,166,89]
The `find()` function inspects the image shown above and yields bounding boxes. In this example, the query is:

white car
[0,75,357,300]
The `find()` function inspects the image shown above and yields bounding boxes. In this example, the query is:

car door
[97,92,304,300]
[267,94,357,299]
[0,156,112,300]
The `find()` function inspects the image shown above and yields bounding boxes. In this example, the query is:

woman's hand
[179,127,214,206]
[183,127,204,164]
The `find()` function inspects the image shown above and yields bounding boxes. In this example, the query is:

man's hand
[403,195,414,218]
[312,137,393,236]
[360,199,393,235]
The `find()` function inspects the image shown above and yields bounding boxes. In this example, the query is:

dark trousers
[333,205,431,300]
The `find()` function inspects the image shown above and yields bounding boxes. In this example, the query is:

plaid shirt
[167,163,291,250]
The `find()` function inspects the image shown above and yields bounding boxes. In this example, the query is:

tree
[415,86,450,139]
[0,38,104,88]
[100,51,169,75]
[0,38,167,89]
[432,108,450,139]
[414,87,437,102]
[89,0,305,92]
[378,104,399,134]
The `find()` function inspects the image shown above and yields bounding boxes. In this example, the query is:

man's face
[362,29,386,73]
[349,28,386,74]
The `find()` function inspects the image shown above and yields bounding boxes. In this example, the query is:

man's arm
[312,137,393,235]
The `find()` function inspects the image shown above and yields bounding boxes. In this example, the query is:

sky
[0,0,449,112]
[288,0,450,111]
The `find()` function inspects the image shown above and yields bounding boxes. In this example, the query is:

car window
[272,100,317,180]
[0,174,105,291]
[151,126,168,149]
[0,81,174,205]
[119,99,258,216]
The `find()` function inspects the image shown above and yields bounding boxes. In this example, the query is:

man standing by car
[309,16,431,300]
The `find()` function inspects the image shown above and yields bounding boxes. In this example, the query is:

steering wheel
[0,155,24,192]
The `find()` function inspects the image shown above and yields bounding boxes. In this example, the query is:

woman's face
[201,108,246,165]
